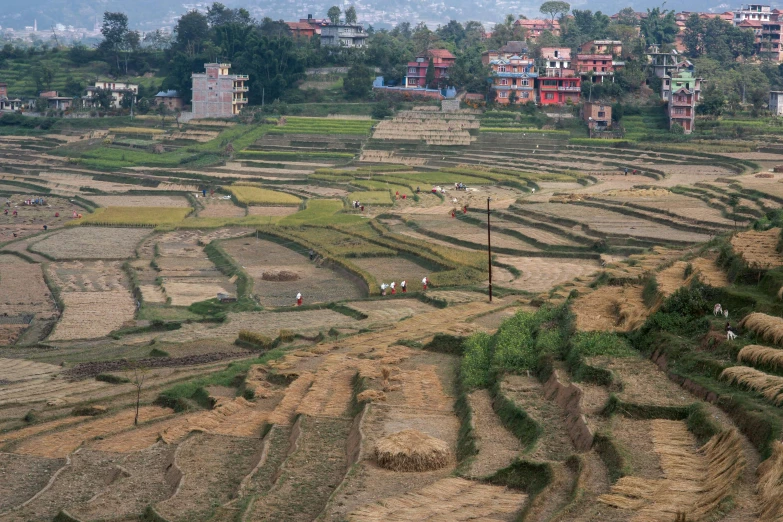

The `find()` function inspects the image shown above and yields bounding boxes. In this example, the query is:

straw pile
[737,345,783,370]
[757,441,783,521]
[357,390,386,402]
[739,313,783,346]
[600,421,745,521]
[720,366,783,405]
[347,477,525,521]
[375,429,452,472]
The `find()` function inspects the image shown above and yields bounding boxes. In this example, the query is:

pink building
[405,49,456,88]
[191,63,248,118]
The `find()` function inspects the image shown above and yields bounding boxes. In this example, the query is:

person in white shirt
[421,277,428,290]
[401,280,407,293]
[390,281,396,295]
[380,283,388,296]
[296,292,302,306]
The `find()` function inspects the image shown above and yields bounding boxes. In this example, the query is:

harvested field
[197,198,246,218]
[737,345,783,370]
[12,406,172,458]
[0,453,64,513]
[398,365,454,412]
[30,227,150,260]
[655,261,691,297]
[690,257,729,288]
[0,196,82,241]
[599,421,744,521]
[246,205,300,217]
[268,371,315,425]
[163,279,233,307]
[351,256,430,290]
[49,291,136,340]
[466,389,521,478]
[409,214,542,251]
[0,358,61,384]
[297,366,355,417]
[344,299,436,325]
[572,285,647,332]
[89,195,191,208]
[0,415,88,445]
[80,206,192,226]
[731,228,783,269]
[348,477,526,521]
[0,262,55,318]
[47,260,127,292]
[494,255,600,292]
[228,185,301,206]
[598,192,735,227]
[523,203,711,243]
[587,356,691,407]
[221,237,364,305]
[154,433,260,522]
[758,441,783,520]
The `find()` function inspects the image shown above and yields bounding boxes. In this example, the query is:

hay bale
[737,345,783,370]
[262,270,299,282]
[375,429,452,472]
[740,313,783,346]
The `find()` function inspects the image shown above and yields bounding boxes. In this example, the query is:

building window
[500,79,508,85]
[498,66,506,72]
[521,92,529,98]
[499,91,508,98]
[598,111,605,117]
[545,93,554,99]
[521,80,529,86]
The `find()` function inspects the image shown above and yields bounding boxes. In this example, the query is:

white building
[320,24,368,48]
[734,4,773,25]
[770,91,783,115]
[84,81,139,109]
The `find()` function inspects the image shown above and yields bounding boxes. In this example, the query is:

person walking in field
[422,277,428,290]
[401,280,407,293]
[380,283,388,296]
[390,281,396,295]
[296,292,303,306]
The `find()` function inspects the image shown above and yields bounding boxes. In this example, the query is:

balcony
[558,86,581,92]
[235,74,249,80]
[233,97,248,104]
[233,86,249,92]
[671,99,692,107]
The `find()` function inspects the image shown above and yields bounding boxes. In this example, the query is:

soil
[221,237,364,306]
[0,453,65,513]
[47,260,128,292]
[352,257,431,291]
[30,227,151,260]
[610,417,663,479]
[344,299,436,326]
[494,255,601,292]
[63,351,250,380]
[0,196,82,242]
[198,198,247,218]
[0,263,57,320]
[48,291,136,341]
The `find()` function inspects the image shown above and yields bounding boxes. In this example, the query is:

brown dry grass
[267,371,315,425]
[690,257,730,288]
[599,421,744,521]
[757,441,783,521]
[48,291,136,341]
[731,228,783,269]
[720,366,783,405]
[347,477,526,521]
[572,285,648,332]
[737,345,783,370]
[375,429,452,472]
[740,313,783,346]
[398,365,453,412]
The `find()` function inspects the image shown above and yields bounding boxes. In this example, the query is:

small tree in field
[125,362,148,426]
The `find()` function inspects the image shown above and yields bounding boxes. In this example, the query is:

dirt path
[466,389,521,478]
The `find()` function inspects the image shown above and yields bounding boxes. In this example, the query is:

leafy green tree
[436,20,466,47]
[99,12,130,72]
[697,84,725,116]
[640,7,678,46]
[366,30,413,84]
[449,45,489,93]
[539,1,570,27]
[173,10,209,56]
[615,60,645,91]
[391,22,412,39]
[616,7,639,26]
[412,22,438,54]
[31,65,54,93]
[425,57,436,88]
[345,6,357,24]
[207,3,253,27]
[63,76,84,97]
[683,14,704,57]
[343,63,372,97]
[327,6,341,24]
[487,16,527,49]
[69,43,93,65]
[92,87,114,111]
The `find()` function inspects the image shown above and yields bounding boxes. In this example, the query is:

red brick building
[191,63,248,118]
[286,21,316,38]
[575,54,623,82]
[538,70,581,106]
[514,19,560,40]
[405,49,456,88]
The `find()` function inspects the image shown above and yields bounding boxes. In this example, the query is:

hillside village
[5,2,783,522]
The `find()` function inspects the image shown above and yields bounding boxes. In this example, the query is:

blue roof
[155,90,180,98]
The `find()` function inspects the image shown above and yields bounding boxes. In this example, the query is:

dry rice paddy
[494,255,600,292]
[30,227,151,260]
[48,291,136,340]
[572,285,647,332]
[89,195,191,208]
[731,228,783,269]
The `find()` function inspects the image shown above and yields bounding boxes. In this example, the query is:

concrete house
[770,90,783,115]
[489,56,538,104]
[320,24,368,48]
[405,49,456,88]
[582,101,612,129]
[154,90,184,110]
[0,83,22,111]
[191,63,248,118]
[84,81,138,108]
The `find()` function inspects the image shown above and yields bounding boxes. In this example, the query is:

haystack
[375,429,451,472]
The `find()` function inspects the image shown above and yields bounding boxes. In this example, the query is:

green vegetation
[268,117,376,135]
[346,190,394,206]
[278,199,362,226]
[228,185,301,206]
[77,207,193,226]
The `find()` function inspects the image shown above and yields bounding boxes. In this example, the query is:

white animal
[723,309,729,318]
[713,303,723,316]
[727,330,737,341]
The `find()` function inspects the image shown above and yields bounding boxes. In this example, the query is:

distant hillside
[0,0,750,34]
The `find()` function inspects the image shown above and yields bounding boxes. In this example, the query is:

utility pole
[487,197,492,302]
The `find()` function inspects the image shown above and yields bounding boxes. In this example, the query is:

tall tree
[327,6,341,25]
[173,10,209,57]
[436,20,466,47]
[449,44,489,93]
[345,5,358,24]
[425,57,435,88]
[539,1,570,28]
[683,14,704,57]
[99,12,130,72]
[639,7,678,46]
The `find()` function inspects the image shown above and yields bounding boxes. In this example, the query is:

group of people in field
[351,201,365,211]
[294,277,429,306]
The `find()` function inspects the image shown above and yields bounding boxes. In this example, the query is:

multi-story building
[579,40,623,56]
[488,55,538,104]
[646,46,690,78]
[770,90,783,115]
[662,69,701,134]
[405,49,456,88]
[84,81,138,109]
[514,19,560,40]
[538,69,581,106]
[575,54,620,82]
[320,24,368,48]
[582,101,612,129]
[734,4,773,24]
[191,63,248,118]
[540,47,571,70]
[760,13,783,60]
[285,21,317,38]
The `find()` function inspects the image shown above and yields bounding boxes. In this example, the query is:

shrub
[570,331,635,358]
[96,373,131,384]
[238,330,274,349]
[461,332,493,389]
[279,329,294,342]
[642,275,660,308]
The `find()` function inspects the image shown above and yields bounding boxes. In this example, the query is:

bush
[570,331,635,358]
[96,373,131,384]
[238,330,274,349]
[642,275,660,307]
[461,332,493,389]
[371,101,393,119]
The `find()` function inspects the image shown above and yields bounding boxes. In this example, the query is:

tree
[343,63,372,97]
[640,7,678,46]
[539,1,570,28]
[125,362,148,426]
[425,57,435,88]
[173,10,209,56]
[92,87,114,111]
[207,2,253,27]
[100,12,130,72]
[436,20,466,47]
[31,65,54,93]
[412,22,438,54]
[450,45,491,93]
[697,84,725,116]
[327,6,341,25]
[616,7,639,26]
[683,14,704,57]
[345,6,357,24]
